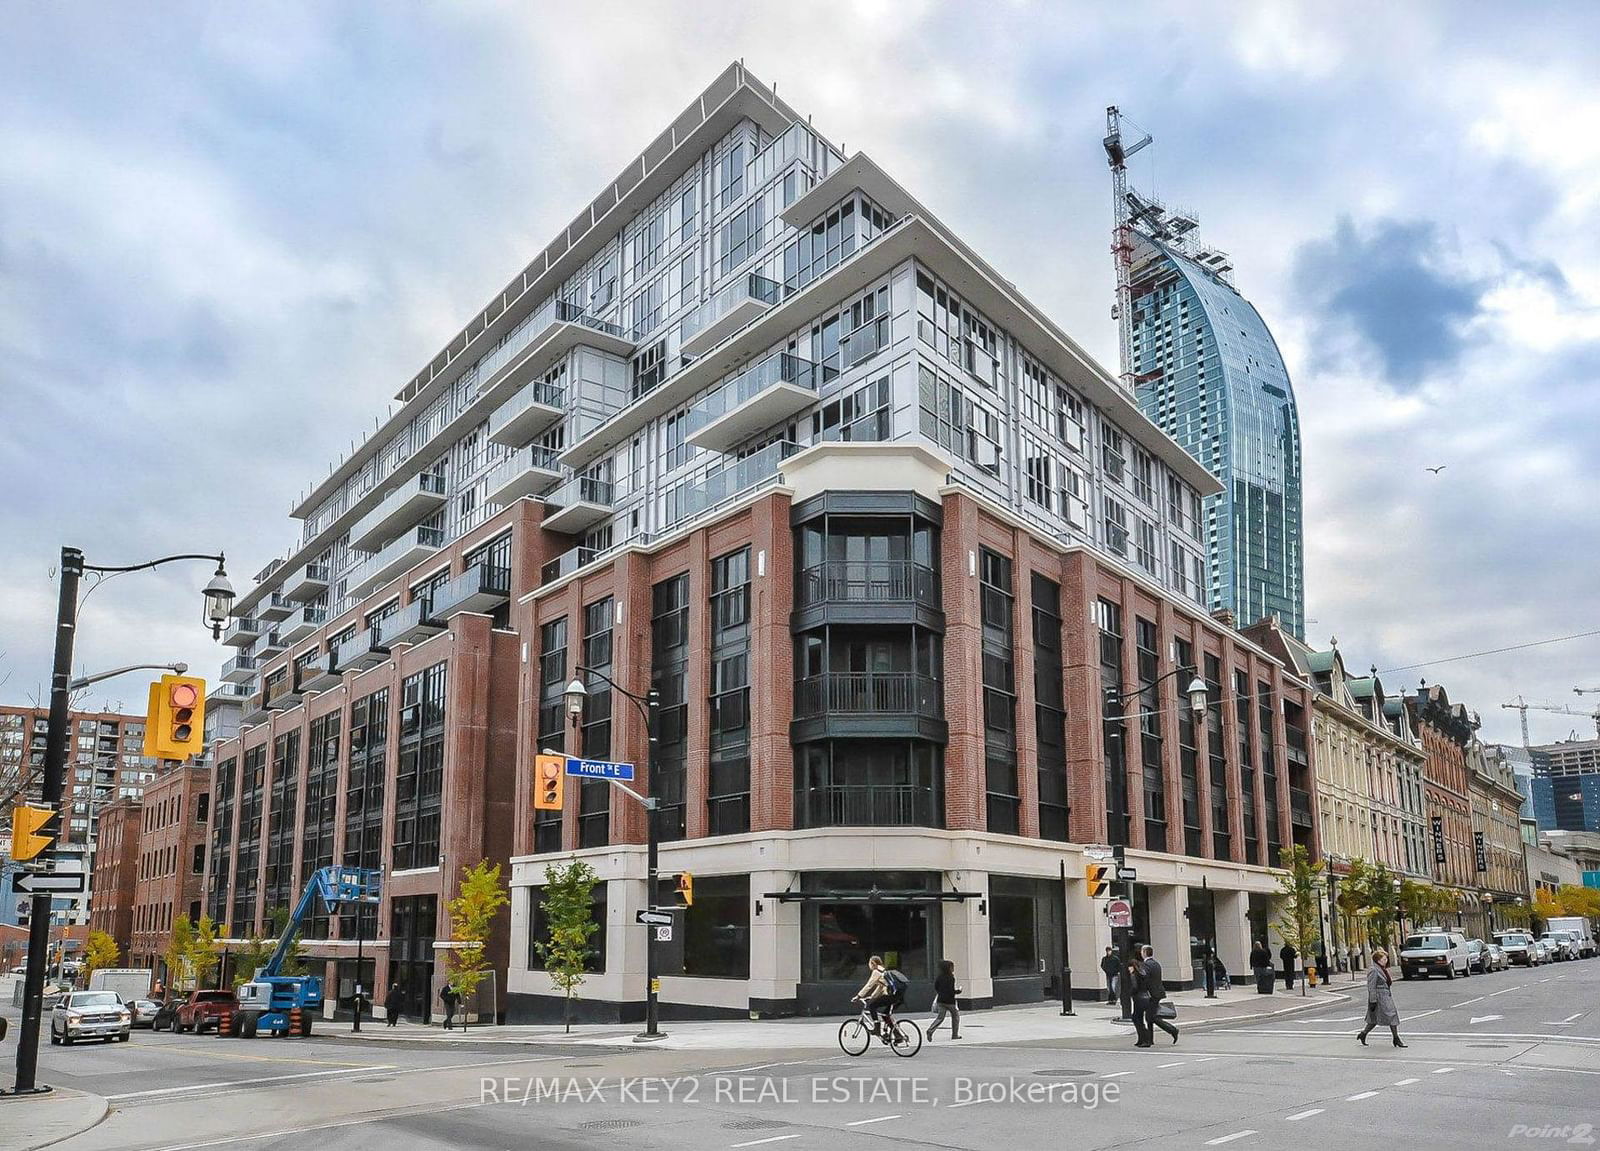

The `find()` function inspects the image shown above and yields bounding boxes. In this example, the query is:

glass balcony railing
[664,440,797,529]
[686,351,834,442]
[477,299,627,390]
[547,475,615,511]
[679,272,782,346]
[540,545,600,584]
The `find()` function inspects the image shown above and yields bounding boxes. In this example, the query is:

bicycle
[839,998,922,1057]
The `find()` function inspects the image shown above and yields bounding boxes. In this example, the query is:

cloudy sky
[3,1,1597,746]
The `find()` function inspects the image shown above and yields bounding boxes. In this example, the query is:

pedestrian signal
[1086,863,1112,899]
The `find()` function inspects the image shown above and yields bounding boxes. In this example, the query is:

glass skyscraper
[1128,236,1304,638]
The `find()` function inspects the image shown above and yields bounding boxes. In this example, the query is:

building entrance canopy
[765,886,980,903]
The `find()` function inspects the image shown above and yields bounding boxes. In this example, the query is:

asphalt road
[6,958,1596,1151]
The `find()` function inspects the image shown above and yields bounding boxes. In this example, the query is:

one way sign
[13,871,86,895]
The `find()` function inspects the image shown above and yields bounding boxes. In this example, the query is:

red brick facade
[128,763,211,974]
[88,796,141,961]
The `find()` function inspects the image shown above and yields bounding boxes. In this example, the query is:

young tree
[533,858,599,1033]
[1360,862,1401,953]
[83,929,120,986]
[164,916,196,991]
[446,860,510,1029]
[1274,844,1321,993]
[1532,888,1563,933]
[231,906,304,988]
[187,915,222,990]
[1555,884,1600,922]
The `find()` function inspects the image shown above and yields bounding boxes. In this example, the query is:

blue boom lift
[232,865,381,1038]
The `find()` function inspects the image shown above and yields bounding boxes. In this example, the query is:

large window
[343,689,387,940]
[1098,599,1129,847]
[393,663,446,872]
[1032,574,1069,842]
[802,871,940,983]
[1175,638,1201,856]
[677,875,749,979]
[528,883,606,973]
[1136,618,1165,850]
[981,549,1018,835]
[301,712,340,939]
[232,745,266,933]
[708,549,752,836]
[1207,654,1230,860]
[1235,669,1258,863]
[794,740,942,828]
[263,731,301,916]
[579,598,614,849]
[535,619,567,854]
[206,756,236,925]
[651,575,689,841]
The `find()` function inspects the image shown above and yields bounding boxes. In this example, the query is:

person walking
[1126,953,1154,1047]
[1100,946,1121,1004]
[384,981,405,1027]
[1280,941,1298,990]
[439,982,460,1030]
[1356,948,1405,1047]
[1139,945,1179,1044]
[927,959,961,1041]
[1250,940,1273,994]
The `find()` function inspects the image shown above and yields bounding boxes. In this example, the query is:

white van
[1399,930,1472,979]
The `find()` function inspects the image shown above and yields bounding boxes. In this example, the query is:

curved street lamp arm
[68,662,188,692]
[574,663,658,727]
[82,552,226,575]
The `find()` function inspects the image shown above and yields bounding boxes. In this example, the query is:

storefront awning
[763,888,981,904]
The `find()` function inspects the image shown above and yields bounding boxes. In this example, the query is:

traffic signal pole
[7,548,82,1097]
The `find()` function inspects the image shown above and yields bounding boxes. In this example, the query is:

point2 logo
[1508,1125,1595,1145]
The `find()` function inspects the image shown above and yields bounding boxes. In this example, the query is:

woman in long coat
[1357,948,1405,1047]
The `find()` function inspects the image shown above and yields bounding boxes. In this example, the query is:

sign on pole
[1117,867,1139,883]
[13,871,86,895]
[654,925,672,942]
[564,757,636,781]
[636,910,673,926]
[1107,897,1133,929]
[1083,844,1114,861]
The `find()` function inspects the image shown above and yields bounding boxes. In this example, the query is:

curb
[1,1088,111,1151]
[1180,989,1350,1031]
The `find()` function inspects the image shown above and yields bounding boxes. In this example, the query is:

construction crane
[1502,695,1600,747]
[1103,106,1152,397]
[1575,687,1600,695]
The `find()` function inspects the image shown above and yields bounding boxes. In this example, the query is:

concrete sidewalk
[0,1087,109,1151]
[350,982,1347,1050]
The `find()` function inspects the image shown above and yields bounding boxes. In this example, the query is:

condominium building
[208,64,1317,1023]
[1529,737,1600,832]
[1127,235,1305,639]
[88,796,141,960]
[127,763,211,975]
[0,705,158,845]
[1246,624,1428,883]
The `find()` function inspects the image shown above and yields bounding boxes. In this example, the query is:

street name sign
[564,757,636,781]
[1083,844,1114,860]
[13,871,86,895]
[636,910,673,926]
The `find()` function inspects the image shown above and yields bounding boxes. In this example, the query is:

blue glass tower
[1128,236,1304,638]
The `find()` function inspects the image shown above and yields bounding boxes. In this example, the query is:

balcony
[679,272,782,357]
[686,352,834,453]
[487,380,565,448]
[474,299,630,415]
[797,561,941,611]
[241,691,269,724]
[792,672,946,743]
[282,605,327,644]
[795,785,939,829]
[349,473,447,553]
[258,591,293,622]
[664,440,797,530]
[347,525,447,597]
[432,563,511,621]
[485,444,562,505]
[300,653,343,693]
[1286,728,1309,767]
[256,629,287,657]
[542,476,614,535]
[220,654,259,684]
[222,616,262,647]
[208,681,253,704]
[282,562,330,602]
[264,671,303,712]
[382,596,444,646]
[333,627,390,675]
[1290,787,1314,828]
[540,545,600,585]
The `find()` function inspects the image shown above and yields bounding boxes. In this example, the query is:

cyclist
[853,955,907,1041]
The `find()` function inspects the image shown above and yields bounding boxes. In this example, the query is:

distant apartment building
[128,763,211,976]
[88,796,141,961]
[1529,737,1600,833]
[207,64,1318,1022]
[1,705,158,845]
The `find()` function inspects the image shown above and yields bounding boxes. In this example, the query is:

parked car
[1541,932,1579,961]
[1464,938,1492,974]
[170,989,239,1033]
[1531,938,1553,963]
[1494,931,1539,966]
[1399,930,1472,979]
[128,999,162,1028]
[1486,942,1509,971]
[50,990,131,1045]
[1545,916,1597,958]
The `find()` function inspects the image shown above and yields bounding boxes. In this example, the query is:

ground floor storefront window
[797,871,942,1012]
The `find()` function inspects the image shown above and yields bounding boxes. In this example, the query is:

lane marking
[1468,1015,1504,1025]
[1346,1090,1379,1100]
[731,1137,802,1149]
[1285,1108,1325,1121]
[946,1099,985,1109]
[1544,1013,1586,1026]
[1407,1009,1441,1020]
[846,1115,900,1127]
[1449,997,1484,1008]
[147,1098,484,1150]
[1205,1133,1257,1146]
[1157,1061,1188,1068]
[106,1066,392,1101]
[1487,986,1523,997]
[1394,1078,1420,1086]
[1101,1070,1136,1078]
[1432,1067,1455,1075]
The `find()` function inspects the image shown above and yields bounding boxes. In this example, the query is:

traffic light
[145,674,207,760]
[9,804,54,861]
[533,754,565,811]
[676,873,694,908]
[1085,863,1111,899]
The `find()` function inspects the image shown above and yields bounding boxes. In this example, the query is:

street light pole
[566,667,661,1040]
[6,548,231,1098]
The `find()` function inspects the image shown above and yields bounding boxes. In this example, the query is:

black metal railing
[793,672,943,719]
[795,784,938,828]
[796,561,940,609]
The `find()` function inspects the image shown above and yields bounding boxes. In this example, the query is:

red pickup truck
[154,989,239,1034]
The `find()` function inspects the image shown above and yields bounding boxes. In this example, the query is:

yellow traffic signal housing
[145,675,207,760]
[1085,863,1111,899]
[533,754,565,811]
[10,804,54,861]
[676,872,694,908]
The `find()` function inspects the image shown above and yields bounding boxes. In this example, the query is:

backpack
[882,969,908,1000]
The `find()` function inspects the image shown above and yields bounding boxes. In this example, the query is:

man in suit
[1138,945,1179,1045]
